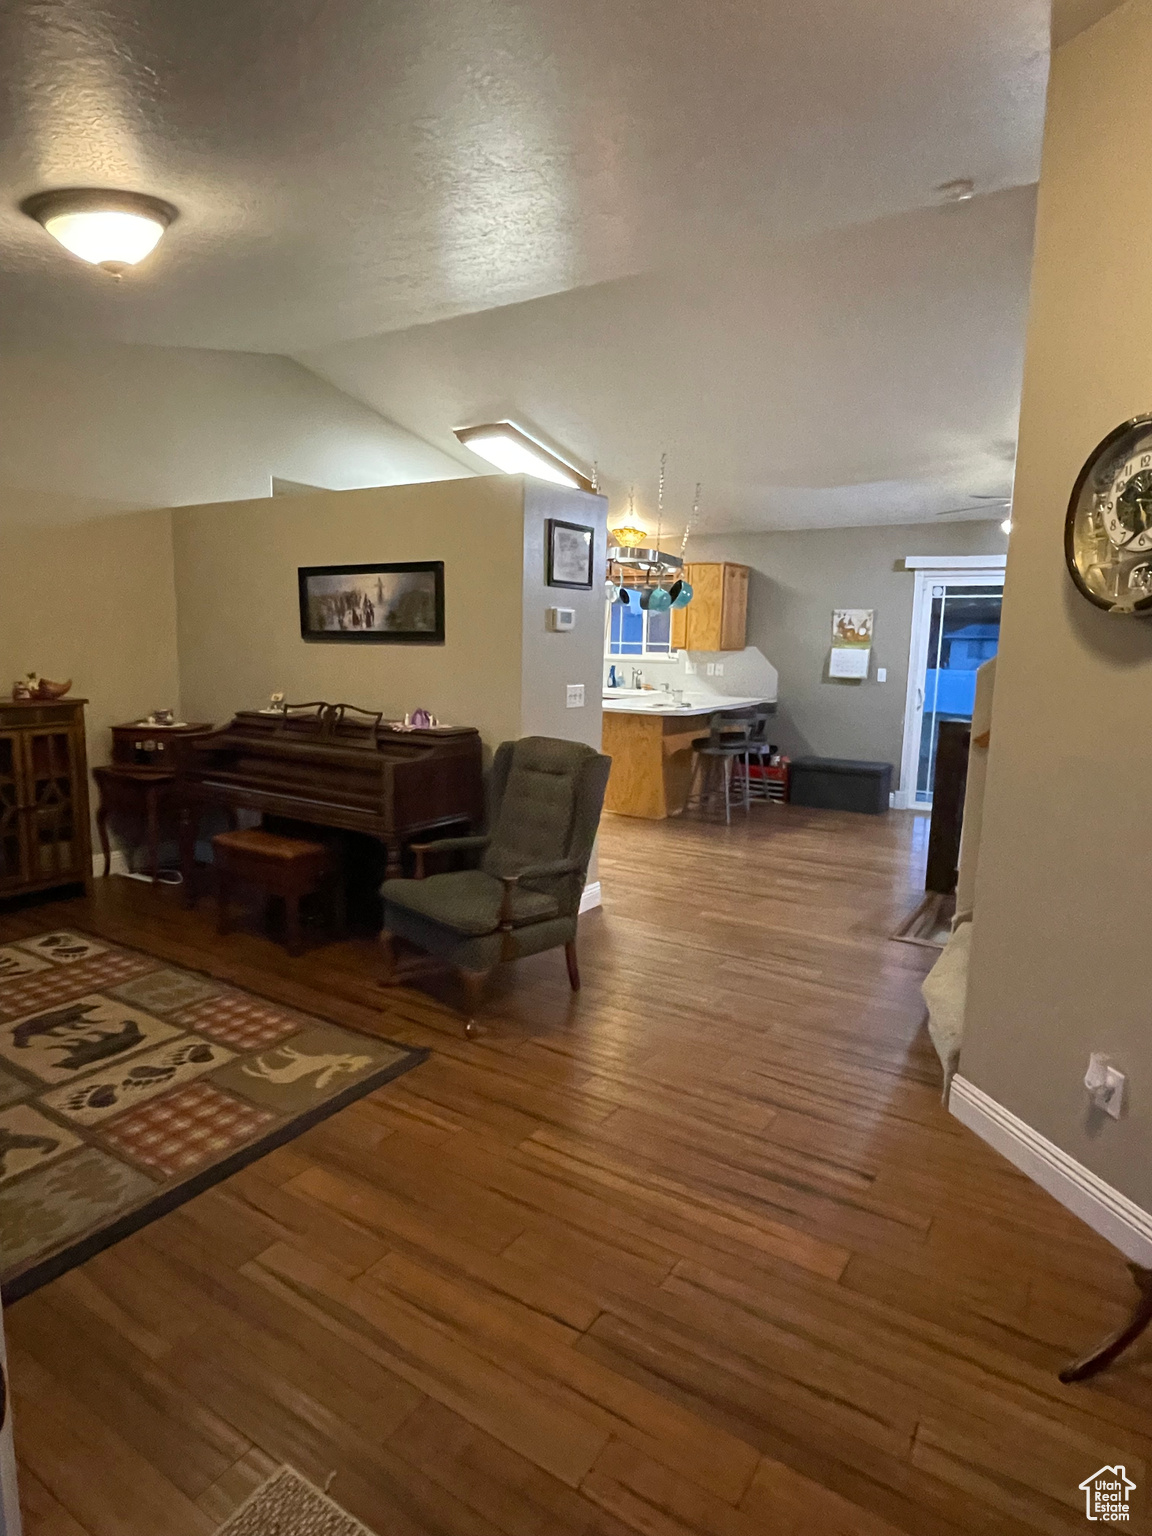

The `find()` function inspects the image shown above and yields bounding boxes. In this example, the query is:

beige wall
[173,478,525,750]
[521,482,609,749]
[172,476,607,760]
[962,0,1152,1208]
[0,507,181,795]
[0,343,465,529]
[689,521,1007,768]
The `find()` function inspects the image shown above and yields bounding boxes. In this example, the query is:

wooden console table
[94,721,213,881]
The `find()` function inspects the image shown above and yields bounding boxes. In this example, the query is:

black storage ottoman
[788,757,892,815]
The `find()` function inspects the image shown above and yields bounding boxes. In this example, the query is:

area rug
[0,930,427,1301]
[214,1466,377,1535]
[889,890,955,949]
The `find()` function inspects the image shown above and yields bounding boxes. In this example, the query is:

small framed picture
[298,561,445,644]
[546,520,595,589]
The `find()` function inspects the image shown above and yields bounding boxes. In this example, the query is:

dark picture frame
[298,561,445,644]
[546,520,595,589]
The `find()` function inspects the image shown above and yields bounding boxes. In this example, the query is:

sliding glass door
[899,569,1004,808]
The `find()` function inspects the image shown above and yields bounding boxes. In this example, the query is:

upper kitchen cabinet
[671,562,749,652]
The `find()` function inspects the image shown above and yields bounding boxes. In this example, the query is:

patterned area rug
[215,1466,377,1535]
[0,930,426,1300]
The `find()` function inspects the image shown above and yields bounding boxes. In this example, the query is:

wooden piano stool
[212,828,343,958]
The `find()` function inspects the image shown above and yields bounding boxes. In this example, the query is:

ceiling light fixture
[935,177,975,203]
[20,188,177,275]
[453,422,594,493]
[1001,516,1013,534]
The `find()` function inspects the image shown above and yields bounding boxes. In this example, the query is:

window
[606,601,674,657]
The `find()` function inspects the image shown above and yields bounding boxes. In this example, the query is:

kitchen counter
[602,692,772,716]
[601,694,777,819]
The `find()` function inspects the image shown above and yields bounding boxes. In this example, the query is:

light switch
[566,684,585,708]
[876,667,887,682]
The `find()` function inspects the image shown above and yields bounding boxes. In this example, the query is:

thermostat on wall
[547,606,576,631]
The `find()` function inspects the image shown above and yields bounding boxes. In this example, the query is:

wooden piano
[176,702,484,899]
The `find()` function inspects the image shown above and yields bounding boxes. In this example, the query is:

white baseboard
[92,849,129,877]
[579,881,602,914]
[949,1075,1152,1266]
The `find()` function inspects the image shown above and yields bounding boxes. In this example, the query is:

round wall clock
[1066,415,1152,614]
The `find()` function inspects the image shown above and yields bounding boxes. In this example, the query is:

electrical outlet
[706,663,715,677]
[877,667,887,683]
[566,683,585,708]
[684,662,697,675]
[714,663,724,676]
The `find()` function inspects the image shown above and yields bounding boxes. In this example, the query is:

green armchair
[379,735,611,1033]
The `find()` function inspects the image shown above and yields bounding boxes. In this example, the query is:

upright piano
[176,702,484,897]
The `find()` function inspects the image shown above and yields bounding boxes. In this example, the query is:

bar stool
[684,710,756,823]
[732,709,778,803]
[213,828,343,956]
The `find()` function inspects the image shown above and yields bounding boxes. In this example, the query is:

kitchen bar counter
[601,693,776,819]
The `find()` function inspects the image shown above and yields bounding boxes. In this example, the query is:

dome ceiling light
[453,422,594,493]
[20,188,177,275]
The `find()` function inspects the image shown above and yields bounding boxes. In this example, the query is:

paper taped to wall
[830,646,870,679]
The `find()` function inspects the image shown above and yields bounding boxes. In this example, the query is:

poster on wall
[829,607,873,679]
[831,609,874,647]
[298,561,445,644]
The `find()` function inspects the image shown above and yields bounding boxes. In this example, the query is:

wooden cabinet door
[0,733,29,894]
[20,726,86,886]
[685,563,724,650]
[720,563,749,651]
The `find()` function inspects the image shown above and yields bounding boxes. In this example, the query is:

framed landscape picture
[546,520,595,589]
[298,561,445,644]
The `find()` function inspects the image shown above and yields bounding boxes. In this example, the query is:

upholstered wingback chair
[379,736,611,1034]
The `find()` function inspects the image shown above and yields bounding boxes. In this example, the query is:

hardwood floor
[3,805,1151,1535]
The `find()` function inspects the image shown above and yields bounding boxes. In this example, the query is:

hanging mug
[645,585,672,612]
[670,580,694,609]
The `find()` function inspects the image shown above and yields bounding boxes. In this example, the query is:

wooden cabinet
[670,562,749,652]
[0,700,92,899]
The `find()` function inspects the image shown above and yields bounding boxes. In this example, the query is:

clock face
[1066,415,1152,614]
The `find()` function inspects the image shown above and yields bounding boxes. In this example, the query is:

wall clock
[1066,415,1152,614]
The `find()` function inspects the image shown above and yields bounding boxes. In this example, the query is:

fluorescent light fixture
[454,422,594,492]
[21,188,177,274]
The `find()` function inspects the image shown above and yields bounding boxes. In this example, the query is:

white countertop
[602,692,774,717]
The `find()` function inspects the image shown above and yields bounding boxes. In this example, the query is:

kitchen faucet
[631,667,643,688]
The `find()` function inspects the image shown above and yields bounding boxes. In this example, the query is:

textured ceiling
[302,185,1037,534]
[0,0,1049,353]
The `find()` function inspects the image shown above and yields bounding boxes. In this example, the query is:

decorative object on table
[1065,413,1152,614]
[0,929,427,1301]
[147,708,174,726]
[545,519,595,589]
[33,677,72,700]
[380,736,610,1036]
[10,681,31,702]
[0,697,92,899]
[829,608,873,680]
[409,708,435,728]
[212,1464,380,1536]
[298,561,445,644]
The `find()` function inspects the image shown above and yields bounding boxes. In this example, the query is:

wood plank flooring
[3,805,1151,1535]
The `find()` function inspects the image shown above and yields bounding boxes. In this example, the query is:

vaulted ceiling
[0,0,1059,531]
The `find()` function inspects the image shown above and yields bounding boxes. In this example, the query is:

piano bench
[212,829,341,958]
